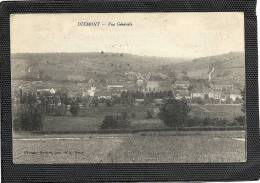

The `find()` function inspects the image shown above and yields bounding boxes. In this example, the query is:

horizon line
[11,50,244,60]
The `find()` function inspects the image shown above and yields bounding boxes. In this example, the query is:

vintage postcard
[11,12,246,163]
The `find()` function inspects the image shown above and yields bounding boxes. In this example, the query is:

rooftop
[175,80,190,85]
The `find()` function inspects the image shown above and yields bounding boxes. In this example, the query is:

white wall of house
[191,92,205,99]
[208,92,221,99]
[230,94,242,101]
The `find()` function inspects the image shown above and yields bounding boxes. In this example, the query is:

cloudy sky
[11,12,244,58]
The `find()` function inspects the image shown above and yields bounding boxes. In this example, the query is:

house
[36,88,56,95]
[174,81,190,90]
[153,99,164,105]
[77,83,90,91]
[191,87,225,100]
[87,87,96,97]
[125,72,137,80]
[107,85,124,89]
[214,84,233,91]
[191,92,205,99]
[135,98,145,105]
[208,91,221,99]
[32,81,43,85]
[146,81,160,92]
[50,88,56,94]
[145,81,172,92]
[230,94,242,101]
[98,95,112,100]
[175,89,190,99]
[220,97,227,102]
[82,87,96,97]
[175,95,183,100]
[190,88,204,99]
[159,81,173,91]
[136,79,144,91]
[95,90,112,99]
[107,85,125,96]
[210,81,234,91]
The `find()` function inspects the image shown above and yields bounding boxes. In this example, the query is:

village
[12,69,243,109]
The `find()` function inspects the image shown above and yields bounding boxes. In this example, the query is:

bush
[192,97,206,105]
[131,112,136,119]
[235,116,245,126]
[121,111,128,120]
[101,115,130,129]
[13,104,44,131]
[70,102,80,116]
[146,110,153,119]
[54,105,67,116]
[185,117,231,127]
[186,117,201,127]
[117,119,130,129]
[92,98,99,107]
[230,120,240,126]
[159,98,191,128]
[105,99,112,107]
[101,116,117,129]
[202,118,211,126]
[213,118,229,127]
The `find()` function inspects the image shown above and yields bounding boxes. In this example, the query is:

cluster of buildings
[13,73,243,105]
[79,78,243,104]
[174,80,242,102]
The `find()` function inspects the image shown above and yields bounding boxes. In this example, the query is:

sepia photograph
[11,12,246,164]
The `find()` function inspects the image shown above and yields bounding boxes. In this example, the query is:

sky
[10,12,244,58]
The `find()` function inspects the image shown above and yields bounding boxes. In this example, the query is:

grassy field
[35,104,243,133]
[42,116,166,133]
[13,131,246,163]
[42,116,103,132]
[190,104,243,121]
[77,104,148,119]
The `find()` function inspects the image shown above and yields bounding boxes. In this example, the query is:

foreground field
[13,131,246,163]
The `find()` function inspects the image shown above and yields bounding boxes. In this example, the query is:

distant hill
[174,52,245,85]
[11,52,189,81]
[11,52,245,86]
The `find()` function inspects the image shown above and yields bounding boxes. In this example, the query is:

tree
[101,115,117,129]
[159,98,191,128]
[169,71,176,78]
[192,97,205,105]
[225,96,232,104]
[235,116,245,126]
[146,110,153,119]
[188,85,194,92]
[70,101,80,116]
[167,90,174,98]
[14,103,44,131]
[144,95,153,105]
[105,99,112,107]
[92,97,99,107]
[100,114,130,129]
[241,88,245,113]
[182,70,187,76]
[234,87,246,127]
